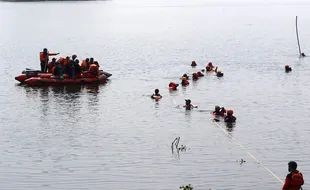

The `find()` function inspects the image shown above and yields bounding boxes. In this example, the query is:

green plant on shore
[179,184,193,190]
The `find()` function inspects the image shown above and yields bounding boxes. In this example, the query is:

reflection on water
[226,123,236,132]
[19,85,103,121]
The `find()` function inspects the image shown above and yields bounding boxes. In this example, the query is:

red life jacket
[184,104,192,110]
[40,52,48,62]
[289,172,304,190]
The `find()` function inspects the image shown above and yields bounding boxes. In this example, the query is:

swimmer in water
[192,72,199,81]
[285,65,292,72]
[220,107,226,116]
[169,82,179,91]
[181,77,190,86]
[208,62,214,68]
[183,99,198,110]
[182,73,189,80]
[224,110,236,123]
[197,71,204,77]
[191,61,197,67]
[213,106,226,117]
[151,89,162,99]
[206,62,214,72]
[215,67,224,77]
[213,106,222,115]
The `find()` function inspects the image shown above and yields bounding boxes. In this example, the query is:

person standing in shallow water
[224,110,236,122]
[151,89,162,99]
[282,161,304,190]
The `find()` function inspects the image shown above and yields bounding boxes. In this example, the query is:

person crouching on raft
[191,61,197,67]
[181,77,190,86]
[282,161,304,190]
[83,62,100,78]
[169,82,179,91]
[151,89,162,99]
[52,62,64,79]
[81,58,90,71]
[47,58,57,73]
[285,65,292,72]
[224,110,236,122]
[183,99,198,110]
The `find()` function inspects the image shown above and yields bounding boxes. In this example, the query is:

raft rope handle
[212,121,284,184]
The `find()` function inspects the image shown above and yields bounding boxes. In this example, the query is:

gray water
[0,0,310,189]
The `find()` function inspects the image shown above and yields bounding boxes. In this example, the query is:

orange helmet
[227,110,233,115]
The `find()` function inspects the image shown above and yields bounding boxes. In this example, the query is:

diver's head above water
[185,99,191,105]
[216,70,224,77]
[227,109,233,116]
[182,74,189,79]
[285,65,292,72]
[288,161,298,172]
[155,89,159,95]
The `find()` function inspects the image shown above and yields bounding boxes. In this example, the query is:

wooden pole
[296,16,302,57]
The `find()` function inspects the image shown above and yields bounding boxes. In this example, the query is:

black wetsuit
[224,116,236,122]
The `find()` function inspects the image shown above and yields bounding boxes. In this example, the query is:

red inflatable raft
[15,69,112,83]
[23,73,107,86]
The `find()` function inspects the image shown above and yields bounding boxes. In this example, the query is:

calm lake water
[0,0,310,189]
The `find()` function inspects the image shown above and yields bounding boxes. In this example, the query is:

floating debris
[237,159,246,165]
[171,137,187,154]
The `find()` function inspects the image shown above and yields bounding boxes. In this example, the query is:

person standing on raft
[282,161,304,190]
[40,48,59,73]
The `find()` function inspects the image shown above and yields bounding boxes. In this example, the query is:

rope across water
[212,120,284,184]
